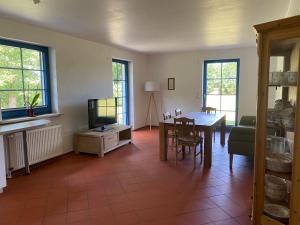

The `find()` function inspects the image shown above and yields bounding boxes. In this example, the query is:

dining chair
[163,112,172,120]
[201,107,217,114]
[163,112,175,150]
[174,117,203,168]
[175,108,182,116]
[201,106,217,142]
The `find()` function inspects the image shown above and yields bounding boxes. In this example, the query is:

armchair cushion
[228,126,255,157]
[228,126,255,142]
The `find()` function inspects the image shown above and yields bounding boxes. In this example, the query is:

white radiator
[8,125,63,171]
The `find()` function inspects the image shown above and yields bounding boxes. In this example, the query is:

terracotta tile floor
[0,128,253,225]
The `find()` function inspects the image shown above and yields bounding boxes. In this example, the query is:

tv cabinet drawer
[75,135,102,157]
[103,133,118,150]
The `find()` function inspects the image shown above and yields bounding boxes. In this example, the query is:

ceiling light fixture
[33,0,40,4]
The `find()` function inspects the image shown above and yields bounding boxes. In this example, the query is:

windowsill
[0,113,63,125]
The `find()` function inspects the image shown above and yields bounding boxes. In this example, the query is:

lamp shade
[144,81,160,92]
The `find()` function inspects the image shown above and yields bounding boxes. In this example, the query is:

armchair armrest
[228,126,255,142]
[239,116,256,126]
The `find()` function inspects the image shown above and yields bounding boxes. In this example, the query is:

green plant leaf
[31,93,40,107]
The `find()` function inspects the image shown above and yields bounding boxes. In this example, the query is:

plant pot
[26,108,35,117]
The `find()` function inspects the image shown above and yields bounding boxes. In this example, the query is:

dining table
[159,112,226,168]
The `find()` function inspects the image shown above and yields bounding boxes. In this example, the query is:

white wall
[0,18,149,152]
[286,0,300,17]
[148,47,258,123]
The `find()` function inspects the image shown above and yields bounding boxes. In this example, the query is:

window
[203,59,240,126]
[0,39,51,119]
[112,59,129,125]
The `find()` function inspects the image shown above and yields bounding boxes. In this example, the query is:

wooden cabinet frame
[253,16,300,225]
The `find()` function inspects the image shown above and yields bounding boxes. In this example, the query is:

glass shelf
[263,36,299,225]
[268,84,297,87]
[265,170,292,181]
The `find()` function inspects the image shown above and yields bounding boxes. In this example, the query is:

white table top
[0,119,50,135]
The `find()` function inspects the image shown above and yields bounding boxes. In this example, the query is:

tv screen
[88,98,117,129]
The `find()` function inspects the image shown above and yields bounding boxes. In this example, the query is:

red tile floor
[0,128,253,225]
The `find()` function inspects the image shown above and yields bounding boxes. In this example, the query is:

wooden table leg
[159,123,168,161]
[22,131,30,174]
[204,128,212,168]
[182,146,185,159]
[220,117,226,146]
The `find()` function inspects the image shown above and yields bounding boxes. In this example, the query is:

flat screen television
[88,98,117,131]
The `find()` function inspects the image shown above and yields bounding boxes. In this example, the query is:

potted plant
[25,92,40,117]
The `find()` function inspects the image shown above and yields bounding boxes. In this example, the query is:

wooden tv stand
[75,124,132,157]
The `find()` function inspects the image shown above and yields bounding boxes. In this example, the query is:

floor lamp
[144,81,160,130]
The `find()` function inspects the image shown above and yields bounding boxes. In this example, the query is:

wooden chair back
[163,112,172,120]
[174,117,196,139]
[201,107,217,114]
[175,108,182,116]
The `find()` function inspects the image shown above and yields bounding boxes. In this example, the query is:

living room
[0,1,299,225]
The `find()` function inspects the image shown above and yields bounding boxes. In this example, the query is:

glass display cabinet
[253,16,300,225]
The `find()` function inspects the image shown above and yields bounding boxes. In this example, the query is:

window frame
[203,58,240,126]
[112,58,129,125]
[0,38,51,119]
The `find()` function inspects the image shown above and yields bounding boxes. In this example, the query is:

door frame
[203,58,240,126]
[112,58,130,125]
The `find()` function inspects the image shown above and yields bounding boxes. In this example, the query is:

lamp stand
[144,92,159,130]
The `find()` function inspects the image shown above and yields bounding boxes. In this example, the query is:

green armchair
[228,116,256,168]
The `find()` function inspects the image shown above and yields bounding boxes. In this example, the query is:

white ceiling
[0,0,290,53]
